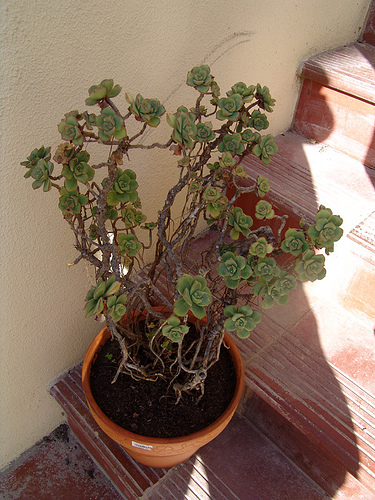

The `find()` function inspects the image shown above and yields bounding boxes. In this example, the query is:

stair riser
[293,79,375,168]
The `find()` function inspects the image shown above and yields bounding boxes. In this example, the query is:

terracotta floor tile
[0,424,122,500]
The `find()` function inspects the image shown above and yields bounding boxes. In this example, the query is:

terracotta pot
[82,315,244,468]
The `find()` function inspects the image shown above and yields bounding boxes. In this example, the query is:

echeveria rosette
[255,271,298,309]
[249,237,273,258]
[58,115,83,146]
[58,187,88,215]
[219,152,236,170]
[257,176,271,198]
[228,207,253,240]
[307,206,343,253]
[188,179,202,193]
[106,294,127,323]
[162,316,190,343]
[281,228,309,256]
[23,156,54,192]
[117,233,142,258]
[255,200,275,220]
[125,93,165,127]
[217,251,253,289]
[241,129,260,144]
[173,274,212,319]
[255,84,276,112]
[84,276,121,318]
[107,169,138,206]
[253,257,281,283]
[224,305,261,338]
[186,65,212,93]
[216,93,243,121]
[85,79,122,106]
[82,111,96,130]
[218,133,245,155]
[196,122,215,142]
[253,134,278,165]
[248,110,269,131]
[96,108,126,142]
[62,151,94,191]
[206,195,228,221]
[22,146,51,169]
[53,143,75,165]
[84,275,122,318]
[203,186,221,203]
[227,82,255,103]
[295,250,326,282]
[167,106,197,149]
[121,206,147,228]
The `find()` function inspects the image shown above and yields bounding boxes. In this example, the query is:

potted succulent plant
[22,65,343,467]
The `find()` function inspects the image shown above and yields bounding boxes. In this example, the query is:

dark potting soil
[89,338,237,438]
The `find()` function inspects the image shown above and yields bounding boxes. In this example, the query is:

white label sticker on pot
[132,441,153,451]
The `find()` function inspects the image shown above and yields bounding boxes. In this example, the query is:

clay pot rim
[82,310,244,446]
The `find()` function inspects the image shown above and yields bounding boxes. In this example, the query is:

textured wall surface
[0,0,371,468]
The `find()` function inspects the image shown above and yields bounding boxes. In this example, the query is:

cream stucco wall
[0,0,371,469]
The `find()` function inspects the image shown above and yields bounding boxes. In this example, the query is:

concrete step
[292,41,375,167]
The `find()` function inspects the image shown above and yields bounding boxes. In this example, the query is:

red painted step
[293,42,375,167]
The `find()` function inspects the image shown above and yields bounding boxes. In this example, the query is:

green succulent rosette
[82,111,96,130]
[162,316,190,343]
[96,107,126,142]
[174,274,212,319]
[255,271,297,309]
[227,82,255,103]
[206,195,228,221]
[253,134,278,165]
[257,176,271,198]
[218,133,245,155]
[255,200,275,220]
[295,249,326,282]
[58,187,88,215]
[85,79,122,106]
[121,205,147,228]
[22,147,54,192]
[253,257,281,283]
[249,237,273,258]
[106,294,127,323]
[53,143,75,164]
[217,251,253,289]
[125,93,165,127]
[188,179,202,193]
[167,106,197,149]
[219,152,236,168]
[216,94,243,121]
[307,206,343,253]
[228,207,253,240]
[106,169,138,206]
[58,115,83,146]
[224,305,261,338]
[186,65,212,93]
[22,146,51,169]
[61,150,94,191]
[196,122,215,142]
[117,233,142,257]
[248,109,269,131]
[241,129,260,143]
[281,228,309,256]
[84,275,122,318]
[255,84,276,112]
